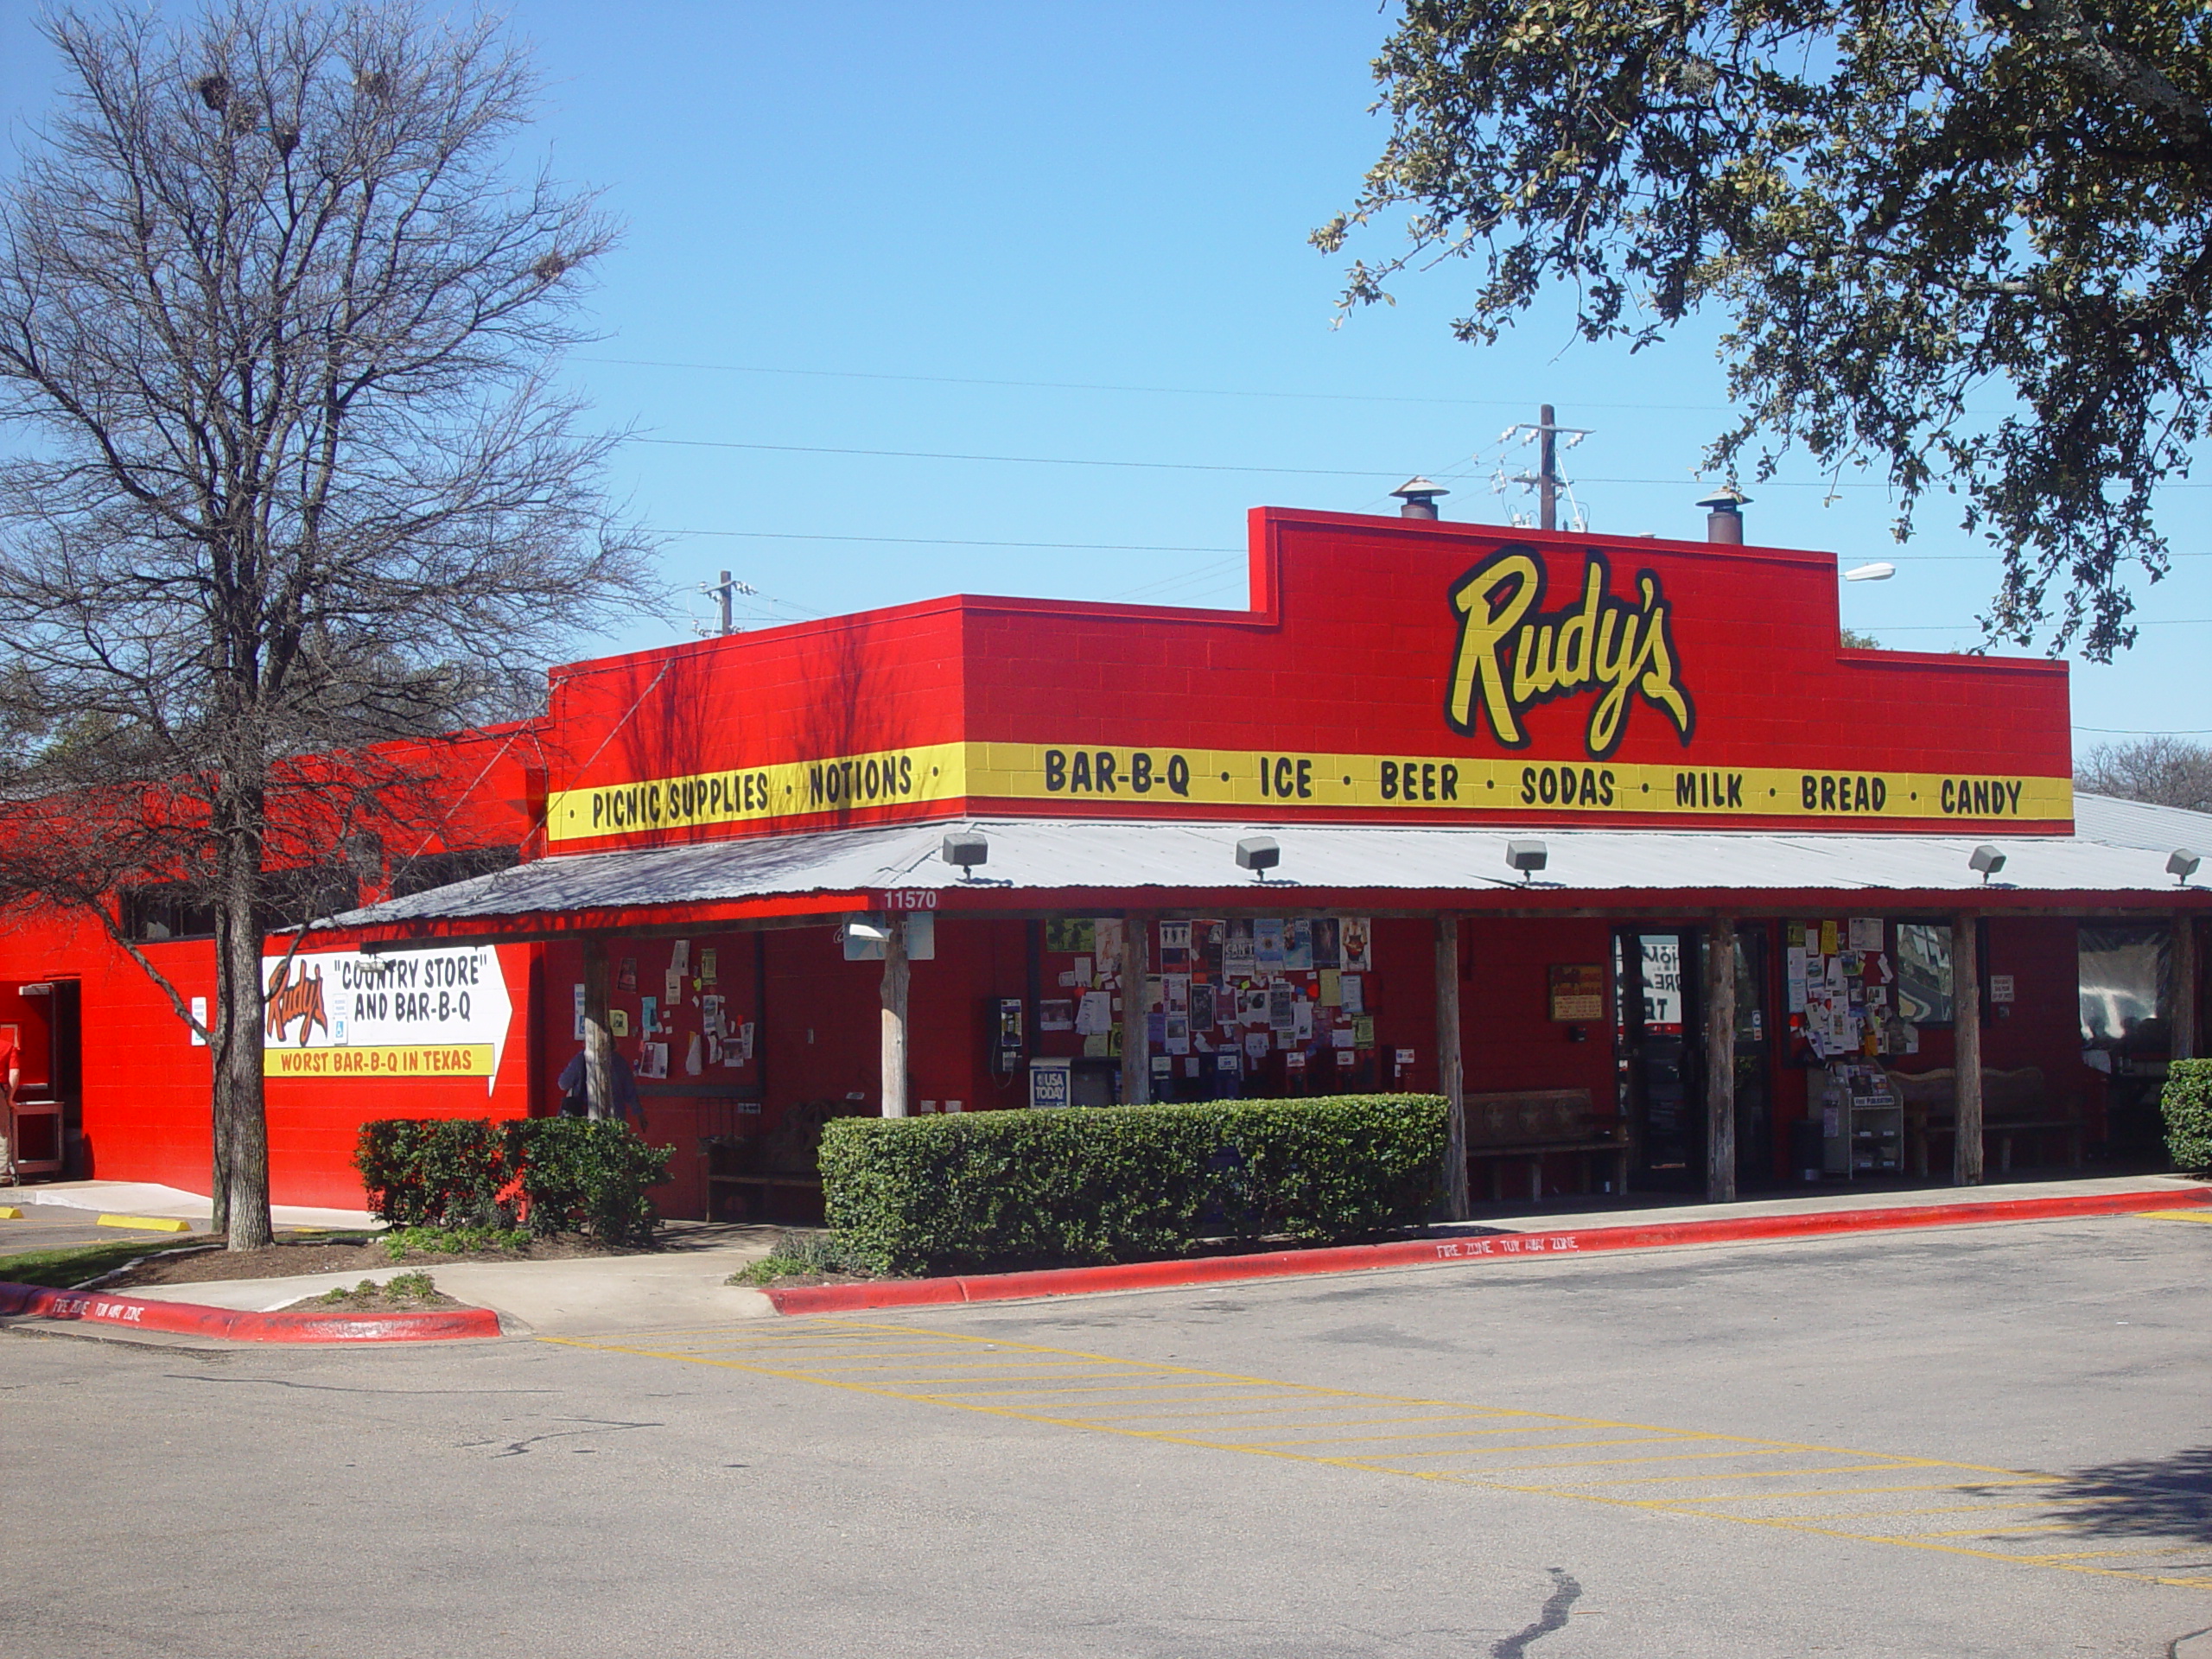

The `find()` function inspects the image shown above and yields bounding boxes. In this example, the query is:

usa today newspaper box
[1028,1058,1071,1109]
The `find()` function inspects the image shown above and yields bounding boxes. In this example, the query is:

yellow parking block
[97,1213,192,1234]
[0,1205,21,1219]
[2142,1210,2212,1224]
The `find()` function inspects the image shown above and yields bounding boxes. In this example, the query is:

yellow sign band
[264,1045,496,1079]
[547,741,2072,843]
[545,741,968,843]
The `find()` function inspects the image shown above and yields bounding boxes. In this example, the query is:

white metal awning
[334,793,2212,933]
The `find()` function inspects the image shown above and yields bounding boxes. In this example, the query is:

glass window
[1638,934,1684,1033]
[1894,922,1954,1026]
[2079,925,2171,1053]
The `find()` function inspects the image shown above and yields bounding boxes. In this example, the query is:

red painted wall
[0,724,542,1209]
[543,507,2073,855]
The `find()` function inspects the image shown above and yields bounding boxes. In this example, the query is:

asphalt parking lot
[0,1206,207,1258]
[6,1213,2212,1657]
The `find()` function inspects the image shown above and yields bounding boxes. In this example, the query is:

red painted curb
[764,1185,2212,1316]
[0,1281,501,1343]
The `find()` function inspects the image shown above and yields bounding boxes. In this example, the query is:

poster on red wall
[259,944,514,1090]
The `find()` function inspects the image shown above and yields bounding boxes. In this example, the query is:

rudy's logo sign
[1445,548,1694,759]
[264,961,330,1047]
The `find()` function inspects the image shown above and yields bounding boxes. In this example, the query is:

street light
[1843,563,1896,582]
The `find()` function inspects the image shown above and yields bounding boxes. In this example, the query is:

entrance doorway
[1614,928,1701,1190]
[1732,925,1773,1189]
[4,977,79,1179]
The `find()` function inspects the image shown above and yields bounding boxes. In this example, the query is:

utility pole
[1502,405,1593,531]
[698,570,755,637]
[1539,403,1559,532]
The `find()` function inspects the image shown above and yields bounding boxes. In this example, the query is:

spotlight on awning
[2171,849,2202,887]
[1969,844,2007,884]
[1236,836,1280,881]
[1506,840,1548,883]
[943,832,988,880]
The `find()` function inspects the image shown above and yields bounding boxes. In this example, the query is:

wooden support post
[880,917,909,1118]
[2174,913,2197,1062]
[582,936,613,1122]
[1953,912,1983,1185]
[1121,912,1151,1105]
[1705,916,1737,1203]
[1437,914,1468,1220]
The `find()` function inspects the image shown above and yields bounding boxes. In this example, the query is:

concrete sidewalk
[1453,1169,2209,1238]
[18,1171,2208,1339]
[112,1222,786,1334]
[3,1179,377,1231]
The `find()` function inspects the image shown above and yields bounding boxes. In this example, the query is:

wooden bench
[1465,1088,1629,1204]
[706,1098,869,1221]
[1891,1065,2085,1176]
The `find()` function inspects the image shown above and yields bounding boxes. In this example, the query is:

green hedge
[819,1093,1447,1277]
[354,1117,673,1247]
[2164,1060,2212,1174]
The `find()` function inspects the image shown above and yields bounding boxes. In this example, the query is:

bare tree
[2076,737,2212,815]
[0,2,658,1247]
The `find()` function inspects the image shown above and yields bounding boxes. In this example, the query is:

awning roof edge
[330,797,2212,944]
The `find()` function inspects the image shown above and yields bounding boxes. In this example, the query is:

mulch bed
[99,1233,635,1290]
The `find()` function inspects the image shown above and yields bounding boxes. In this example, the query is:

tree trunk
[1705,917,1737,1203]
[216,804,272,1250]
[880,918,909,1117]
[1953,913,1984,1187]
[582,937,613,1120]
[1120,913,1151,1106]
[1437,914,1468,1220]
[207,908,232,1238]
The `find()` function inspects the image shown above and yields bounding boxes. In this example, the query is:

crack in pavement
[172,1375,555,1395]
[1491,1568,1580,1658]
[461,1417,664,1457]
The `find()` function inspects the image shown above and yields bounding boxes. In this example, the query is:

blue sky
[2,2,2203,747]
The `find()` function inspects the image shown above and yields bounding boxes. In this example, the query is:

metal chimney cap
[1695,485,1752,512]
[1391,476,1449,502]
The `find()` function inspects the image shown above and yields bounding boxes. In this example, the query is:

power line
[2075,725,2212,735]
[579,354,1731,413]
[630,435,2212,489]
[1868,618,2212,632]
[666,526,1240,555]
[633,435,1397,478]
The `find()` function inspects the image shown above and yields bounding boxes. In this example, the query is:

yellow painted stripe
[97,1213,192,1233]
[2141,1209,2212,1224]
[544,1317,2212,1590]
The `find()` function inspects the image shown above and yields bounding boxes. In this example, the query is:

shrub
[353,1117,672,1247]
[727,1230,875,1287]
[514,1116,671,1247]
[2163,1060,2212,1173]
[382,1224,530,1262]
[353,1117,512,1230]
[819,1094,1446,1277]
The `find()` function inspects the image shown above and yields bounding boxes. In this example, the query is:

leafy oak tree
[1316,1,2212,659]
[0,3,657,1246]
